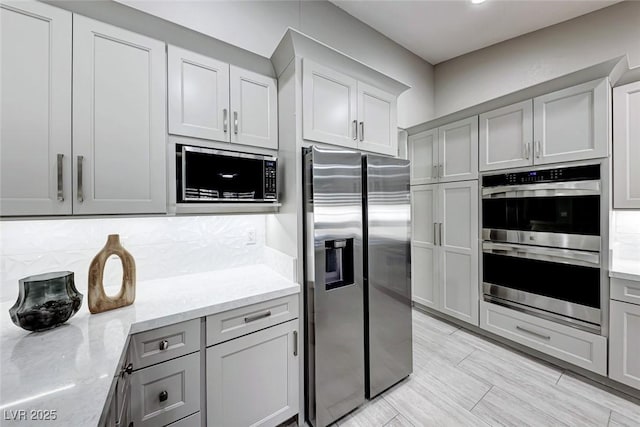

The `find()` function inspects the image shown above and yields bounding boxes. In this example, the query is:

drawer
[130,352,200,427]
[611,277,640,305]
[131,319,200,369]
[206,294,299,346]
[167,412,201,426]
[480,301,607,375]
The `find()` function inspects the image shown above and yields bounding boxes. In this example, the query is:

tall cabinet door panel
[357,81,397,156]
[534,78,609,165]
[408,129,438,185]
[302,59,358,148]
[168,45,230,142]
[73,16,166,214]
[230,65,278,150]
[439,116,478,182]
[411,185,438,310]
[439,181,479,325]
[479,100,533,172]
[0,1,72,216]
[613,81,640,209]
[609,300,640,390]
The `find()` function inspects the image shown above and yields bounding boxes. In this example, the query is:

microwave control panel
[264,160,277,199]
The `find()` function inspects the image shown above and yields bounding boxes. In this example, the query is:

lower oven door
[482,242,601,332]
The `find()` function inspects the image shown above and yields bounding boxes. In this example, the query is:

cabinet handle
[433,223,438,246]
[159,390,168,402]
[535,141,541,158]
[439,223,443,247]
[439,163,443,178]
[352,120,358,140]
[244,310,271,323]
[359,122,364,142]
[121,363,133,376]
[293,330,298,356]
[57,154,64,202]
[77,155,84,203]
[516,325,550,340]
[223,108,228,133]
[233,111,238,135]
[432,165,437,179]
[159,340,169,351]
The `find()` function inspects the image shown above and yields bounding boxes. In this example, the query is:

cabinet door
[610,300,640,390]
[439,181,479,325]
[168,45,230,142]
[438,116,478,182]
[408,129,438,185]
[230,65,278,150]
[0,1,72,216]
[206,320,299,427]
[73,16,166,214]
[613,81,640,209]
[411,185,439,309]
[302,59,358,147]
[479,100,533,171]
[357,81,397,156]
[534,78,609,165]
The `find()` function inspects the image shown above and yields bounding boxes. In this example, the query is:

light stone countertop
[610,257,640,282]
[0,264,300,426]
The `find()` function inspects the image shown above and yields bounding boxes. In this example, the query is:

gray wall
[434,1,640,117]
[117,0,435,128]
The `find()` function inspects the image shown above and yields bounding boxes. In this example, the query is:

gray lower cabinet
[206,319,299,427]
[610,298,640,390]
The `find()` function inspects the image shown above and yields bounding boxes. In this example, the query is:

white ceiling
[330,0,621,64]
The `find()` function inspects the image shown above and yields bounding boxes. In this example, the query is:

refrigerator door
[364,154,412,398]
[304,146,365,427]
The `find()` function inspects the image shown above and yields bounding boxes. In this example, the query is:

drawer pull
[159,340,169,351]
[121,363,133,376]
[293,330,298,356]
[244,310,272,323]
[516,325,551,340]
[159,390,168,402]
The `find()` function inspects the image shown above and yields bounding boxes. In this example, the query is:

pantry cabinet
[613,80,640,209]
[302,59,398,156]
[168,45,278,150]
[0,1,72,216]
[610,300,640,390]
[411,181,479,325]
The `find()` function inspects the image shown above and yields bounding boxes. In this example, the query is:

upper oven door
[482,180,600,251]
[182,146,267,201]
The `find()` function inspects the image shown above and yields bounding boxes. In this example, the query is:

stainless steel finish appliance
[176,144,277,203]
[363,154,412,399]
[482,164,602,333]
[303,147,412,427]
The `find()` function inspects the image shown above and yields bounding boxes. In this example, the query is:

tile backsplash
[611,210,640,262]
[0,215,273,304]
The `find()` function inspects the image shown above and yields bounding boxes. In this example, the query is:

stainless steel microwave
[176,144,277,203]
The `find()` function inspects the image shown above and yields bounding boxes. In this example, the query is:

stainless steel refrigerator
[303,146,412,427]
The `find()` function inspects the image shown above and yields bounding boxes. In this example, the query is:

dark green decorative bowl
[9,271,83,332]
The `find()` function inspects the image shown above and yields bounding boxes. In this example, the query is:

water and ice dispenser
[324,238,354,290]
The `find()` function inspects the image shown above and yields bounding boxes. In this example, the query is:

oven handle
[482,180,600,198]
[482,242,600,268]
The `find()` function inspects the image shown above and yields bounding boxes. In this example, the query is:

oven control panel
[483,164,600,187]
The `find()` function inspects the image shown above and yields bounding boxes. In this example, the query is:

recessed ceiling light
[471,0,486,4]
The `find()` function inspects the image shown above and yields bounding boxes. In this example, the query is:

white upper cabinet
[438,116,479,182]
[73,15,166,214]
[168,45,229,142]
[302,58,398,155]
[533,78,609,165]
[479,100,533,171]
[613,80,640,209]
[0,1,72,216]
[357,81,397,156]
[168,46,278,150]
[302,59,358,148]
[230,65,278,150]
[408,129,438,185]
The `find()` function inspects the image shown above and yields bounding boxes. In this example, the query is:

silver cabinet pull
[77,155,84,203]
[158,390,168,402]
[233,111,238,135]
[432,165,437,179]
[223,108,228,133]
[526,142,531,160]
[433,223,438,246]
[522,143,527,160]
[535,140,541,158]
[352,120,358,140]
[293,330,298,356]
[439,163,443,178]
[359,122,364,142]
[57,154,64,202]
[439,223,443,246]
[516,325,551,340]
[244,310,271,323]
[159,340,169,351]
[121,363,133,376]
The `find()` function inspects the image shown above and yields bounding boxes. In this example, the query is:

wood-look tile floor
[333,309,640,427]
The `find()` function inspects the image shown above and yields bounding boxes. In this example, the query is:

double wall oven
[482,164,603,333]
